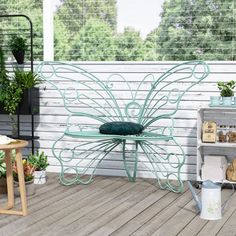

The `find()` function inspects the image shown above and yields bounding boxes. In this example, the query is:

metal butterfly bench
[37,61,209,193]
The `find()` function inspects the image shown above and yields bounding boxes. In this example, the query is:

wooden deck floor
[0,173,235,236]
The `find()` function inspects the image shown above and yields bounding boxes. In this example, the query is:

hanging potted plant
[9,35,27,64]
[218,80,235,106]
[28,151,49,184]
[13,159,36,196]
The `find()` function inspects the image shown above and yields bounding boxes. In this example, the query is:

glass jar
[228,125,236,143]
[218,125,227,142]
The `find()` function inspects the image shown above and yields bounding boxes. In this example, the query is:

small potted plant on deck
[9,35,27,64]
[218,80,235,106]
[13,159,35,196]
[28,151,49,184]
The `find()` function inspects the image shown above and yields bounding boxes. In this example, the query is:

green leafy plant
[4,81,23,115]
[0,47,9,103]
[28,151,49,171]
[9,35,27,52]
[0,150,16,179]
[0,151,6,178]
[0,48,41,114]
[13,70,41,89]
[218,81,235,97]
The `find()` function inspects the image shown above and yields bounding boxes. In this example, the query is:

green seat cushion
[99,121,144,135]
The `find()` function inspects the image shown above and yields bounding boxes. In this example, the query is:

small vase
[14,179,35,196]
[34,170,46,184]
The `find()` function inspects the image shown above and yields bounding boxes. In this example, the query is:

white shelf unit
[197,107,236,184]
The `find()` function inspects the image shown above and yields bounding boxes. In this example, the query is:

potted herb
[9,35,27,64]
[28,151,49,184]
[0,151,6,194]
[13,159,36,196]
[218,80,235,106]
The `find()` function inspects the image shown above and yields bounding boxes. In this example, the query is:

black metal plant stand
[0,14,39,154]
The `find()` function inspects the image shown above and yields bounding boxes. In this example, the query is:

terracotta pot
[14,179,35,196]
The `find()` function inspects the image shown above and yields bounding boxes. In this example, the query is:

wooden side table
[0,140,28,216]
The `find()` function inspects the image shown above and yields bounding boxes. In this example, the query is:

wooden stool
[0,140,28,216]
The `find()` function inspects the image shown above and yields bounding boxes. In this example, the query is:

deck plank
[0,174,106,235]
[0,174,235,236]
[110,191,180,236]
[131,188,199,236]
[16,177,134,236]
[88,188,169,236]
[197,190,236,236]
[177,189,233,236]
[54,180,156,236]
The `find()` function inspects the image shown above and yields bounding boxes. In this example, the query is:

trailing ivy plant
[0,47,8,103]
[4,82,23,115]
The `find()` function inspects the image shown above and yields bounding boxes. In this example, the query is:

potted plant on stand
[218,80,235,106]
[0,49,41,136]
[28,151,49,184]
[9,35,27,64]
[13,159,35,196]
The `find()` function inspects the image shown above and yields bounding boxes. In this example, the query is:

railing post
[43,0,54,61]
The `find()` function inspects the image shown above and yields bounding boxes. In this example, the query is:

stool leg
[15,149,28,216]
[5,150,14,209]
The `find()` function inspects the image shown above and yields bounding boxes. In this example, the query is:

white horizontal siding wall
[1,61,235,181]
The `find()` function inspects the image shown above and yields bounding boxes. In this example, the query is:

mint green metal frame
[37,61,210,193]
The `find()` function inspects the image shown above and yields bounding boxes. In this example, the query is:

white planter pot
[34,170,46,184]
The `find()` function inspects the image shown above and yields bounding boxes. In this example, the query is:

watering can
[188,180,227,220]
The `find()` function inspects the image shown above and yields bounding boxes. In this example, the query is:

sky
[53,0,165,39]
[117,0,165,38]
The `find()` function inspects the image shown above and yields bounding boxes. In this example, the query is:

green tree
[115,27,145,61]
[55,0,117,60]
[144,28,159,61]
[156,0,236,60]
[54,15,71,61]
[69,18,116,61]
[0,0,43,60]
[56,0,117,35]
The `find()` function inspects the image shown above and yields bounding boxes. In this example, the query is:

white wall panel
[1,61,235,181]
